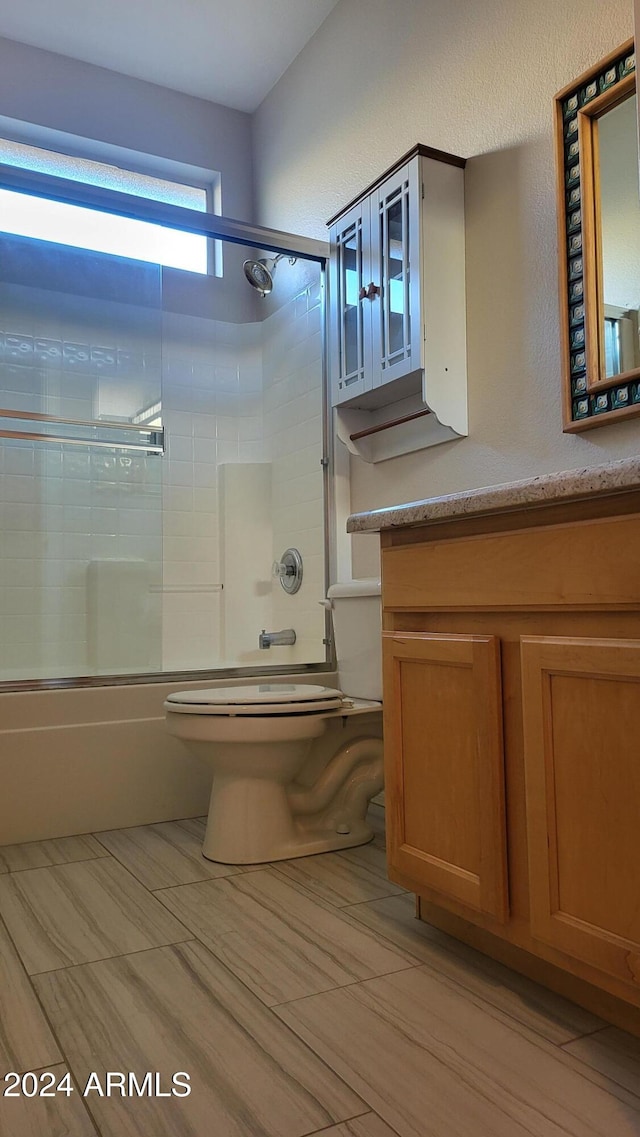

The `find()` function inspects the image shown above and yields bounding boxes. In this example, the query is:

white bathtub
[0,671,338,845]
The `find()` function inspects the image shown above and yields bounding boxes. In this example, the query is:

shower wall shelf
[0,408,165,453]
[328,143,468,461]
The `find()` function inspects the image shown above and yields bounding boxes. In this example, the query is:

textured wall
[252,0,637,575]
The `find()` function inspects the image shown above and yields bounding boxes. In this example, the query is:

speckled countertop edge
[346,456,640,532]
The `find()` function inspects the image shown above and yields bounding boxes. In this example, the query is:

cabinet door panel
[370,161,421,388]
[329,202,371,405]
[522,636,640,987]
[383,632,509,921]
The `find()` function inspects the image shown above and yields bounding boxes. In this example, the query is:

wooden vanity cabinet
[383,631,509,922]
[521,634,640,987]
[380,494,640,1025]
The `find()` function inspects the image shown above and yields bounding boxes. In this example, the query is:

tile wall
[262,276,326,665]
[160,271,325,669]
[160,313,265,669]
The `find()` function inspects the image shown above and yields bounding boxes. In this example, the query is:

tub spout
[259,628,296,649]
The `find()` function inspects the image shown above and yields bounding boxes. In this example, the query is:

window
[0,137,211,274]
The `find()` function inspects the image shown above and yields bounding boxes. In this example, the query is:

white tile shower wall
[218,463,273,664]
[160,313,266,670]
[0,288,163,680]
[262,280,326,665]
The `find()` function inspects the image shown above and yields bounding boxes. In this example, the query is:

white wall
[252,0,638,575]
[0,35,253,222]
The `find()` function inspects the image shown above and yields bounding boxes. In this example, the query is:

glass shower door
[0,233,163,680]
[0,224,329,684]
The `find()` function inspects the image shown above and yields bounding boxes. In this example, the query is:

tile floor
[1,806,640,1136]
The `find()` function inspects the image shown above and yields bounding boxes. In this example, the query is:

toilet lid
[165,683,345,716]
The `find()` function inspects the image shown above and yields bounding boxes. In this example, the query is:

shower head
[243,253,296,296]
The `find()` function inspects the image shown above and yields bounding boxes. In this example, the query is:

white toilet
[164,579,383,864]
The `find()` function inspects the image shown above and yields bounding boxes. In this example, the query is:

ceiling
[0,0,340,113]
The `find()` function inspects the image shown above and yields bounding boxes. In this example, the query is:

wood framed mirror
[555,39,639,431]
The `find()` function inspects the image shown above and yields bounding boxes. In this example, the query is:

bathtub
[0,670,339,845]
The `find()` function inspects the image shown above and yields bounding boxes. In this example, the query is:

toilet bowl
[164,580,383,864]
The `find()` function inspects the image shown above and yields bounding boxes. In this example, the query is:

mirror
[598,93,640,378]
[555,40,640,431]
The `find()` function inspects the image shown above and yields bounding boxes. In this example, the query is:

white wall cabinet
[328,144,468,461]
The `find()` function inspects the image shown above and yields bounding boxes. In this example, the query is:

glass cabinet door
[329,201,370,404]
[370,162,421,388]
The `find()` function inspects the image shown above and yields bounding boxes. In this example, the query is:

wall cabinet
[381,495,640,1029]
[328,145,468,461]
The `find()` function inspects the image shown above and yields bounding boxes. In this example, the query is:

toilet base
[166,705,384,865]
[202,812,376,865]
[201,771,378,864]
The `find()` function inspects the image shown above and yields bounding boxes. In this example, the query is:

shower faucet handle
[272,548,303,595]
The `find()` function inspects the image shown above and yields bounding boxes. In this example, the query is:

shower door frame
[0,163,336,692]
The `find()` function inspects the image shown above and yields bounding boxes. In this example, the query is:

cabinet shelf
[336,389,463,463]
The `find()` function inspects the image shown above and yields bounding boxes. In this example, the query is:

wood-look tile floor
[1,804,640,1137]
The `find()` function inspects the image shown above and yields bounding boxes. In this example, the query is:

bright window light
[0,137,211,273]
[0,188,208,273]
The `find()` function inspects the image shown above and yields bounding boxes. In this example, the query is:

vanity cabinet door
[383,631,509,922]
[521,636,640,987]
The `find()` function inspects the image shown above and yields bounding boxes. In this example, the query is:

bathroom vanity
[348,457,640,1033]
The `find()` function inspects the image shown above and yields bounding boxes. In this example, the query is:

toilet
[164,579,383,864]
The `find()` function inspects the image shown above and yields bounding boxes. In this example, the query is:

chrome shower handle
[272,548,303,594]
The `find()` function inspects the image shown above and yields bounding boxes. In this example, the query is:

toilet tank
[327,579,382,701]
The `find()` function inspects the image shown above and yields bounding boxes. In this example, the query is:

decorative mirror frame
[555,38,638,431]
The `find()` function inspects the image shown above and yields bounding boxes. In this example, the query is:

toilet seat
[164,683,345,716]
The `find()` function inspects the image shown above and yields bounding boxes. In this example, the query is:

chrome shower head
[243,253,296,296]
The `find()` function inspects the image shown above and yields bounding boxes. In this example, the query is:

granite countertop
[346,456,640,532]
